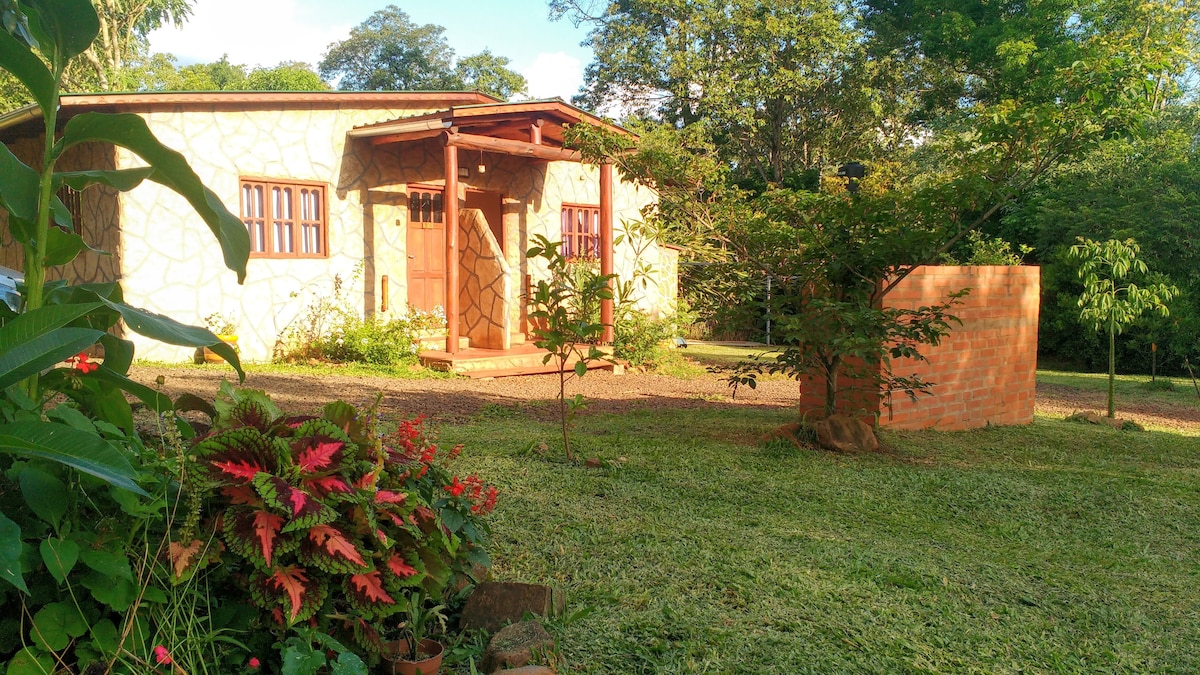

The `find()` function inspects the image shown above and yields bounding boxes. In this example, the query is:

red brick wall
[797,266,1040,430]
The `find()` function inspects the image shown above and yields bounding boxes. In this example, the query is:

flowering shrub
[175,384,495,661]
[276,269,445,366]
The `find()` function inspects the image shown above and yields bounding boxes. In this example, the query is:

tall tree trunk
[1107,319,1116,418]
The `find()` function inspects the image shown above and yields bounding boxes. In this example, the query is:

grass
[445,405,1200,673]
[1039,369,1200,407]
[681,343,783,370]
[135,359,455,380]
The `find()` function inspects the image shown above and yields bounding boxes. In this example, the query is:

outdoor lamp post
[837,161,866,193]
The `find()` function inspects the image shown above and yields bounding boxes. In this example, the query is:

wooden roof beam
[443,131,581,162]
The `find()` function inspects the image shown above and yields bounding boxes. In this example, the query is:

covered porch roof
[346,98,633,161]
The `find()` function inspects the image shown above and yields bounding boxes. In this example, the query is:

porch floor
[419,343,618,379]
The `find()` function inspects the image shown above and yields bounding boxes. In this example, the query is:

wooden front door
[407,188,446,313]
[465,190,504,253]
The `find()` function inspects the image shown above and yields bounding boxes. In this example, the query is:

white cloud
[521,51,583,101]
[147,0,351,68]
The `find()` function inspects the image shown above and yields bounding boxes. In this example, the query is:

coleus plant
[175,384,496,658]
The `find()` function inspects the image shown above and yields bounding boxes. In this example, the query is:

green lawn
[445,405,1200,673]
[1039,369,1200,407]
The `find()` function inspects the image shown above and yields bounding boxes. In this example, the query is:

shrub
[278,271,445,365]
[177,384,496,666]
[614,306,694,368]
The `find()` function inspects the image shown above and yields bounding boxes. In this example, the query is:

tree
[454,49,526,100]
[1002,107,1200,373]
[319,5,458,91]
[1070,238,1177,418]
[245,61,328,91]
[76,0,192,90]
[552,0,878,184]
[176,54,245,90]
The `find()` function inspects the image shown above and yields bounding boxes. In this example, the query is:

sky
[146,0,595,100]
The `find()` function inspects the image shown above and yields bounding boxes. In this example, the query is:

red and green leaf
[297,440,345,474]
[192,428,283,484]
[386,554,418,579]
[345,570,397,616]
[308,525,367,567]
[252,474,335,532]
[221,485,262,506]
[224,508,295,570]
[303,475,352,498]
[168,539,205,579]
[249,566,327,624]
[374,490,406,504]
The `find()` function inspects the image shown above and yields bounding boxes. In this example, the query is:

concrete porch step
[417,334,471,351]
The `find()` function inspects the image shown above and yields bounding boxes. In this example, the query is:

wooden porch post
[445,142,460,353]
[599,162,615,344]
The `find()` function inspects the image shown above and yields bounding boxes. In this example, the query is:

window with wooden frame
[56,185,83,231]
[408,188,444,226]
[240,178,328,258]
[560,204,599,259]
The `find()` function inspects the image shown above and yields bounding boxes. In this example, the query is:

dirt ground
[129,365,1200,434]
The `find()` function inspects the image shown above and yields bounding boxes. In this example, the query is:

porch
[349,100,633,375]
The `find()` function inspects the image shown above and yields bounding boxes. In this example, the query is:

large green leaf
[31,601,88,651]
[90,366,172,413]
[0,24,53,112]
[0,421,145,495]
[23,0,98,63]
[93,296,244,380]
[98,334,133,374]
[57,167,155,193]
[59,113,250,283]
[0,326,103,390]
[0,143,40,222]
[18,465,67,530]
[0,512,26,593]
[44,226,107,266]
[0,302,103,352]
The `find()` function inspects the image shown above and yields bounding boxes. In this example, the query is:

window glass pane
[409,193,420,222]
[432,193,443,224]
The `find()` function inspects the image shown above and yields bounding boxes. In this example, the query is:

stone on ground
[460,582,566,633]
[814,414,879,453]
[482,621,555,673]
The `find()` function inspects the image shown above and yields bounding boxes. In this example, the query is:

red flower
[445,476,466,497]
[66,351,98,374]
[248,657,261,669]
[153,645,172,665]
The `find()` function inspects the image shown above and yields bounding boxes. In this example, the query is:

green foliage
[129,53,329,92]
[277,271,444,366]
[1069,237,1178,417]
[613,307,693,369]
[391,592,447,661]
[721,186,967,417]
[1002,109,1200,373]
[453,49,527,100]
[318,5,525,98]
[0,408,263,674]
[526,235,614,460]
[280,628,367,675]
[183,384,496,663]
[941,230,1032,266]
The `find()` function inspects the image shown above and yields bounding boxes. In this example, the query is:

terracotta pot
[201,334,238,363]
[380,639,443,675]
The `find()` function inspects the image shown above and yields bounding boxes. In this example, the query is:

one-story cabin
[0,92,679,369]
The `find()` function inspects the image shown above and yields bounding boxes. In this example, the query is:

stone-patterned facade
[0,94,680,363]
[0,139,120,286]
[458,209,512,350]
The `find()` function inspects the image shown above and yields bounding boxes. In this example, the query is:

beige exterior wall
[5,102,678,364]
[116,104,441,362]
